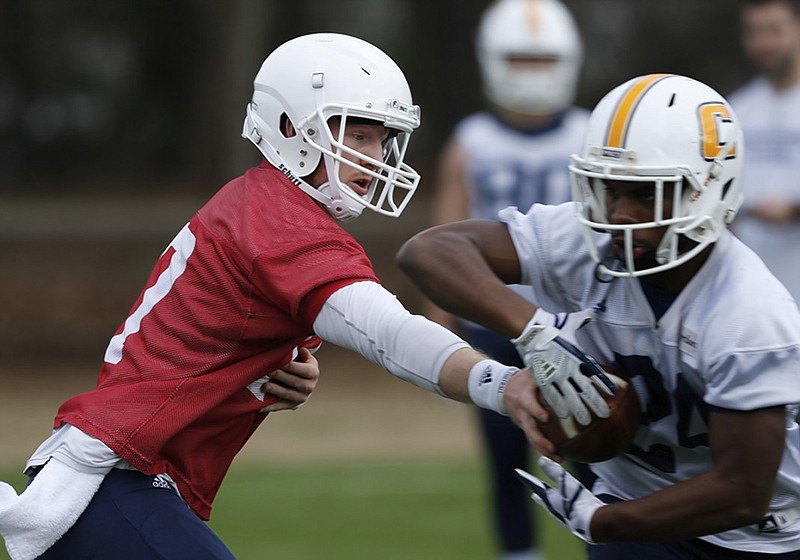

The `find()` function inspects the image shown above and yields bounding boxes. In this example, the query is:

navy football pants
[35,468,236,560]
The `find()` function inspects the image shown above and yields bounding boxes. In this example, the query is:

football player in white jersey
[426,1,587,558]
[398,73,800,558]
[729,0,800,303]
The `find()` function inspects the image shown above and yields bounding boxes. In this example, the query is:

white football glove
[512,308,616,426]
[516,457,605,544]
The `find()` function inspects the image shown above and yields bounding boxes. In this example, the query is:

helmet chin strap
[317,181,364,222]
[315,147,368,222]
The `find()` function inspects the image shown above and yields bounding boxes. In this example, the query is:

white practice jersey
[456,109,589,220]
[456,109,589,324]
[500,202,800,553]
[728,78,800,303]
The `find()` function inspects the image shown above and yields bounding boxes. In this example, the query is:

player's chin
[634,253,660,271]
[611,249,659,270]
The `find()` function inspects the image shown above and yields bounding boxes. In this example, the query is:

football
[535,367,639,463]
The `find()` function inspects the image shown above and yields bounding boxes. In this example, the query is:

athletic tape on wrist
[467,359,520,415]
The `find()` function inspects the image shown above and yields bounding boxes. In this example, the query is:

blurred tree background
[0,0,756,366]
[1,0,751,191]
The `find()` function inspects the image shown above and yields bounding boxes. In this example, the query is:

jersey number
[614,353,709,474]
[104,224,196,364]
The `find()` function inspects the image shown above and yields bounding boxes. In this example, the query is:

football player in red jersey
[0,33,599,560]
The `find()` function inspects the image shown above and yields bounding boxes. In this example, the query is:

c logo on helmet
[697,102,737,161]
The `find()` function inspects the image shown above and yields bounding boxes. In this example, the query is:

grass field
[0,350,587,560]
[0,462,585,560]
[0,344,588,560]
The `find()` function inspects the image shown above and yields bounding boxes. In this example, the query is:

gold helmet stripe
[605,73,672,148]
[524,0,542,32]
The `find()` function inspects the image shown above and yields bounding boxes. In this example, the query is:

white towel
[0,458,107,560]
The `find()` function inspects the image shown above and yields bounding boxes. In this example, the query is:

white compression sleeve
[313,281,470,396]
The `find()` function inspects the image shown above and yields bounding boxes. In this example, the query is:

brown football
[535,367,639,463]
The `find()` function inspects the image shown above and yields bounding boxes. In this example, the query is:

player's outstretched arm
[438,346,553,454]
[397,221,614,439]
[396,219,534,338]
[312,281,550,446]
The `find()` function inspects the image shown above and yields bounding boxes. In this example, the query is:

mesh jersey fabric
[55,162,379,519]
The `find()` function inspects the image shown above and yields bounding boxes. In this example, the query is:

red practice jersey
[55,162,379,519]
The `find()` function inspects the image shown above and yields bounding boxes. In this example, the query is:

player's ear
[280,113,297,138]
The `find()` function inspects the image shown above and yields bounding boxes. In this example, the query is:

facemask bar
[569,158,712,277]
[298,103,421,219]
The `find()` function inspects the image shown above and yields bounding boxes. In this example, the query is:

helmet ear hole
[721,178,733,201]
[280,114,296,139]
[720,178,742,225]
[242,33,421,221]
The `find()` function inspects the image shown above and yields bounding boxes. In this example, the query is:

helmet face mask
[303,108,420,221]
[570,74,744,278]
[476,0,583,115]
[241,33,421,222]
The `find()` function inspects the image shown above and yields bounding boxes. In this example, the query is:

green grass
[0,461,585,559]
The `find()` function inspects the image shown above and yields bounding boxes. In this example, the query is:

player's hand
[512,308,615,426]
[261,347,319,412]
[502,368,563,459]
[516,457,605,544]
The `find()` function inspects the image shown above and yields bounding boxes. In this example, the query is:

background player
[426,1,587,558]
[729,0,800,303]
[0,33,585,560]
[398,74,800,558]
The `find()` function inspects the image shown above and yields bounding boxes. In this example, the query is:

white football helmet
[569,74,745,277]
[476,0,583,115]
[242,33,421,222]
